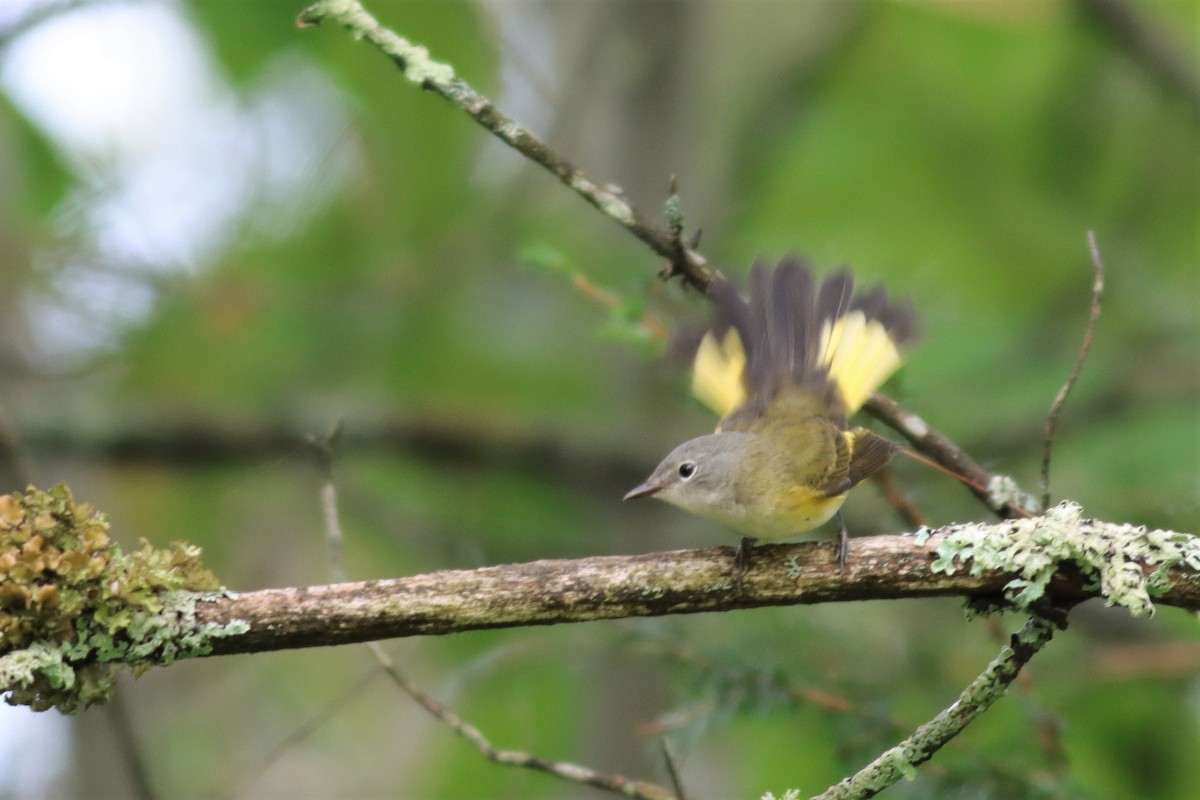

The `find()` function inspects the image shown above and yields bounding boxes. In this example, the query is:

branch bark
[193,523,1197,659]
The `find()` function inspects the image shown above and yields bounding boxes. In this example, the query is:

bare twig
[308,419,672,799]
[105,685,158,800]
[810,610,1067,800]
[220,667,380,800]
[866,394,1040,518]
[1079,0,1200,119]
[869,466,927,529]
[15,417,646,494]
[307,420,347,582]
[366,642,672,799]
[659,738,689,800]
[296,0,712,291]
[1040,231,1105,510]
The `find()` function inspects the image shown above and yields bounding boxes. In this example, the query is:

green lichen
[0,484,231,713]
[985,474,1041,516]
[928,501,1198,617]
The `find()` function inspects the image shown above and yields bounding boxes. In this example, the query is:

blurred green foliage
[1,0,1197,797]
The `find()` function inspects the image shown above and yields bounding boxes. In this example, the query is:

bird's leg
[734,536,757,582]
[836,511,850,573]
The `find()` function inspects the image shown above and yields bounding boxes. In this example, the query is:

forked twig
[1040,231,1105,509]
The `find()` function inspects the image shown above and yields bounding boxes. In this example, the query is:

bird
[624,255,920,572]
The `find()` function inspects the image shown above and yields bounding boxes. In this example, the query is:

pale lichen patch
[0,484,232,712]
[927,501,1197,617]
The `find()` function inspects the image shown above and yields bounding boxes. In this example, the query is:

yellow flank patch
[770,484,847,535]
[692,328,747,417]
[819,313,903,412]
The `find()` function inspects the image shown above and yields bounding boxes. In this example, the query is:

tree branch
[1078,0,1200,120]
[865,394,1041,518]
[809,610,1066,800]
[184,510,1195,659]
[296,0,712,290]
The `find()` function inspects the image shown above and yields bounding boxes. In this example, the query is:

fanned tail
[690,255,919,423]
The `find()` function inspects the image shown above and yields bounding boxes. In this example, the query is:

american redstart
[624,255,919,570]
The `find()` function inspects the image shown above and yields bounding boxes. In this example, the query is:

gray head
[624,432,753,529]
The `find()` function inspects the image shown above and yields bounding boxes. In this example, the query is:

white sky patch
[0,0,359,368]
[474,0,557,183]
[0,704,72,799]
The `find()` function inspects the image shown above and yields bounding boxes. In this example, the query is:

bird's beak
[623,479,664,501]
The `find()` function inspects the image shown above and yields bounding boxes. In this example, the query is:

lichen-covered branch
[296,0,712,289]
[806,611,1064,800]
[4,487,1196,713]
[189,502,1196,659]
[0,485,243,712]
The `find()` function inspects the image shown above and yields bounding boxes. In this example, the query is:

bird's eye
[678,461,697,480]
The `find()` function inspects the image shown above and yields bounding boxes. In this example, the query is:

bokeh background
[0,1,1197,798]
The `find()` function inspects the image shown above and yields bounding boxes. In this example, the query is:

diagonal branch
[865,394,1040,518]
[367,642,672,800]
[296,0,712,290]
[294,0,1053,527]
[810,610,1066,800]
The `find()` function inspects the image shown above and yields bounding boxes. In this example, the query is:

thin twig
[533,250,670,342]
[1040,231,1105,510]
[810,610,1069,800]
[296,0,712,291]
[1079,0,1200,120]
[866,394,1040,518]
[309,418,673,800]
[367,642,673,800]
[308,419,347,582]
[104,684,159,800]
[659,738,689,800]
[869,466,926,529]
[220,667,380,800]
[979,618,1068,777]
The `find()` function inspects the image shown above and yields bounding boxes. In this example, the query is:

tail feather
[689,255,918,421]
[818,311,905,412]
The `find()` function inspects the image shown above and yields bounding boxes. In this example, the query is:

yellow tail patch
[692,328,747,417]
[818,312,903,413]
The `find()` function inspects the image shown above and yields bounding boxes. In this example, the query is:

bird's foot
[734,536,757,588]
[836,512,850,574]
